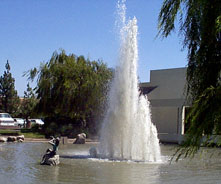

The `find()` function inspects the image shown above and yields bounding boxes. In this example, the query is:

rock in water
[74,133,86,144]
[17,135,25,141]
[7,136,17,142]
[0,137,7,142]
[17,139,24,143]
[40,154,60,166]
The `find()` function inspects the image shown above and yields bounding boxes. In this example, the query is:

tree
[158,0,221,97]
[19,83,38,122]
[158,0,221,158]
[26,50,113,136]
[0,60,19,116]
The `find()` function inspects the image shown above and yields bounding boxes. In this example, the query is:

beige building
[140,67,189,144]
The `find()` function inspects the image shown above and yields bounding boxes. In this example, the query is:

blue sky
[0,0,187,96]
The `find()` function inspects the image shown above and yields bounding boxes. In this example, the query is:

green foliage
[158,0,221,99]
[0,60,20,116]
[173,86,221,161]
[186,86,221,136]
[26,50,113,136]
[158,0,221,158]
[18,83,38,120]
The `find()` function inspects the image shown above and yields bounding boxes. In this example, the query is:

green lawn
[0,129,20,136]
[0,129,45,138]
[21,132,45,138]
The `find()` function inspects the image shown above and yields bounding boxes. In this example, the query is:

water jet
[98,0,161,162]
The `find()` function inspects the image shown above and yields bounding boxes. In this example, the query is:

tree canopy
[18,83,38,121]
[0,60,19,116]
[158,0,221,158]
[26,50,113,136]
[158,0,221,96]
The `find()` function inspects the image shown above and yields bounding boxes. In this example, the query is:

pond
[0,142,221,184]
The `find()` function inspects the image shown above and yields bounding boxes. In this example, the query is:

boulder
[0,137,7,142]
[17,139,24,143]
[74,133,86,144]
[41,154,60,166]
[17,135,25,141]
[7,136,17,142]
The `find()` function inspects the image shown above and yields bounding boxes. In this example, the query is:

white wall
[142,67,188,143]
[148,67,187,100]
[151,107,179,134]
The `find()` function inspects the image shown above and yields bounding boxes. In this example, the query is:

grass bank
[0,129,45,138]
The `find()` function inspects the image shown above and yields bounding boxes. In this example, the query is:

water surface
[0,143,220,184]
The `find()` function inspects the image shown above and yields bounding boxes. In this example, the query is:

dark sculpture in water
[41,136,60,166]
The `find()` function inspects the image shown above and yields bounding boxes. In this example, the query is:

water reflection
[94,162,160,184]
[59,145,161,184]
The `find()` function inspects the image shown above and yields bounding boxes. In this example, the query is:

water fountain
[1,1,221,184]
[98,0,161,162]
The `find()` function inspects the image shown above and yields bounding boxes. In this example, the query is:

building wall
[142,67,188,143]
[151,107,179,134]
[148,67,187,100]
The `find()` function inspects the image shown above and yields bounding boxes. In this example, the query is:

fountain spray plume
[99,0,161,162]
